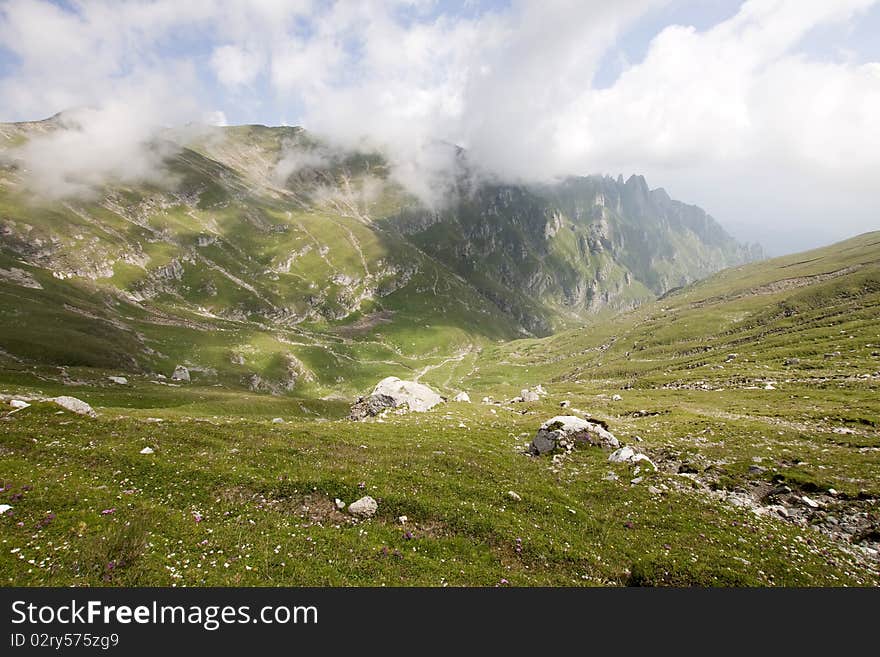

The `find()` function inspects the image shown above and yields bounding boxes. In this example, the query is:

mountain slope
[0,115,759,392]
[390,173,761,334]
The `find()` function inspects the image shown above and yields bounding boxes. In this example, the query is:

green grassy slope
[1,233,877,586]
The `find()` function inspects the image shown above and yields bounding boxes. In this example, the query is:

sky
[0,0,878,254]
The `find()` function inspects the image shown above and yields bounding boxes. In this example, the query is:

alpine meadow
[0,0,878,590]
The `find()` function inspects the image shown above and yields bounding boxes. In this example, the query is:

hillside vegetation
[1,232,877,586]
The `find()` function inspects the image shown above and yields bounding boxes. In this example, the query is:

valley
[0,117,877,587]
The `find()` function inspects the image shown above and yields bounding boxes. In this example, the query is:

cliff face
[387,173,762,334]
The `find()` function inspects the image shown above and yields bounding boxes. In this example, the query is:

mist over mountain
[0,115,760,374]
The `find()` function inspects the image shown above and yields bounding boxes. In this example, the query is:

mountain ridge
[1,117,761,391]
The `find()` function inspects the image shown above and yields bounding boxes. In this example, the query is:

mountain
[391,172,761,334]
[0,115,759,393]
[1,230,877,587]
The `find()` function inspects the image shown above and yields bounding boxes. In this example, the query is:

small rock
[608,446,656,469]
[52,396,96,416]
[611,394,622,401]
[9,400,30,409]
[171,365,190,382]
[725,353,738,362]
[764,383,776,390]
[453,392,471,403]
[482,397,492,404]
[801,495,820,509]
[347,496,378,518]
[603,472,619,481]
[648,486,662,495]
[334,498,346,510]
[520,389,540,402]
[107,376,128,385]
[631,477,644,485]
[139,447,154,454]
[748,465,767,474]
[507,490,522,502]
[271,417,285,424]
[0,504,12,514]
[559,400,570,408]
[609,446,636,462]
[827,488,838,496]
[398,515,408,524]
[783,357,800,366]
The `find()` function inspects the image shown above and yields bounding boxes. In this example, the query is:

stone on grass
[52,396,96,417]
[520,389,540,402]
[0,504,12,514]
[171,365,190,382]
[107,376,128,385]
[611,394,622,401]
[507,490,522,502]
[334,498,346,510]
[10,400,30,409]
[271,417,285,424]
[347,496,378,518]
[349,377,444,420]
[608,446,657,469]
[140,447,154,455]
[453,392,471,403]
[529,415,619,456]
[560,400,570,408]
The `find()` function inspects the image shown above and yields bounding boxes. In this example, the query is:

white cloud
[0,0,877,251]
[210,44,264,88]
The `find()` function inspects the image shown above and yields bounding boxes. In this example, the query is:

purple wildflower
[100,508,115,516]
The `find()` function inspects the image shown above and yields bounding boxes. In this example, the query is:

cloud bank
[0,0,878,252]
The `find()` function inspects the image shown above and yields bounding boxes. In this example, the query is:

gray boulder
[52,396,96,417]
[349,377,444,420]
[171,365,190,382]
[529,415,619,456]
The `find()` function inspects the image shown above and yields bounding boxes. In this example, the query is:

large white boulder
[52,396,96,417]
[371,377,444,412]
[10,400,30,409]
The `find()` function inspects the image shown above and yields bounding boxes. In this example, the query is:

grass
[1,400,875,586]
